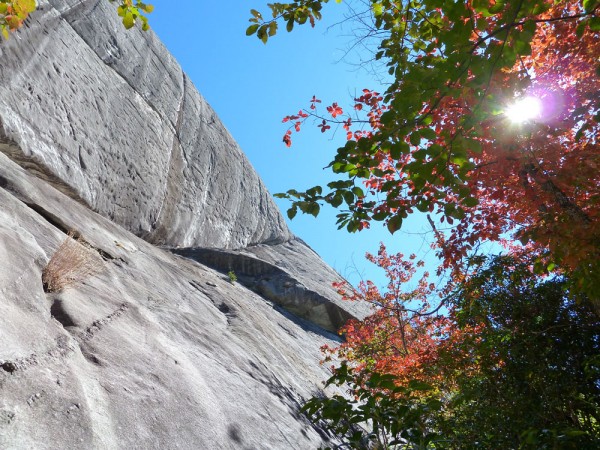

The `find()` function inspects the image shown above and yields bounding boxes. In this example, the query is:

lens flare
[505,96,543,123]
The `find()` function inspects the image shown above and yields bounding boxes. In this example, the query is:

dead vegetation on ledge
[42,231,104,293]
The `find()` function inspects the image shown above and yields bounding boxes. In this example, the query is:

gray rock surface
[174,243,371,334]
[0,0,291,249]
[0,150,338,449]
[0,2,369,448]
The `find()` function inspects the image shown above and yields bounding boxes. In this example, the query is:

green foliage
[304,257,600,448]
[0,0,36,39]
[247,0,341,43]
[303,363,445,449]
[108,0,154,31]
[258,0,600,306]
[260,0,572,222]
[1,0,153,39]
[227,270,237,284]
[440,257,600,448]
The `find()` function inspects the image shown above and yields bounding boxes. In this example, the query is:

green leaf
[409,131,421,146]
[387,215,402,234]
[268,21,278,37]
[330,194,343,208]
[246,24,260,36]
[287,206,297,220]
[408,380,432,391]
[352,186,364,197]
[583,0,599,13]
[488,1,505,14]
[444,203,456,217]
[390,142,409,159]
[343,191,354,205]
[122,12,135,29]
[576,20,587,38]
[462,196,479,207]
[372,211,387,221]
[257,25,269,44]
[420,127,437,141]
[372,3,383,16]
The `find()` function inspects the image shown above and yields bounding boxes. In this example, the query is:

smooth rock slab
[0,0,291,249]
[0,151,337,449]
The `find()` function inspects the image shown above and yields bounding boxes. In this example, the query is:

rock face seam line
[151,72,187,232]
[52,0,178,135]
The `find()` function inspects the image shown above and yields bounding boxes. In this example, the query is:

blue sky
[149,0,438,287]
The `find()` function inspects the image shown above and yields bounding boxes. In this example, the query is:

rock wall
[0,2,369,448]
[0,0,291,249]
[0,151,340,448]
[175,242,371,334]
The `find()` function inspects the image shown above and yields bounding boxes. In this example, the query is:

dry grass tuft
[42,231,104,293]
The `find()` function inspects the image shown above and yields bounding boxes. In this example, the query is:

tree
[0,0,153,38]
[440,256,600,448]
[247,6,600,444]
[250,0,600,311]
[307,253,600,448]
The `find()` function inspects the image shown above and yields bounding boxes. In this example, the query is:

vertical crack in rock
[3,0,293,249]
[49,0,172,127]
[149,72,187,238]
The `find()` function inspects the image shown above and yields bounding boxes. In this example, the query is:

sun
[505,96,543,124]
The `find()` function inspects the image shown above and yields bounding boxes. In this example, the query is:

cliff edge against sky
[0,1,370,448]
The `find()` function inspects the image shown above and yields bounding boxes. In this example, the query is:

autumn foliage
[325,245,456,387]
[0,0,35,38]
[251,0,600,446]
[271,0,600,312]
[309,249,600,448]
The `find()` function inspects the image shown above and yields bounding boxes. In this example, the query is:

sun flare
[505,96,543,124]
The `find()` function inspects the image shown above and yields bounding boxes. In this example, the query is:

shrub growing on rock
[42,231,104,293]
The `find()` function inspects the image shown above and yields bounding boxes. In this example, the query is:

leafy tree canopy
[248,1,600,447]
[250,0,600,311]
[308,254,600,448]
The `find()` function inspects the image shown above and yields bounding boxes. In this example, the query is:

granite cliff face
[0,152,336,448]
[0,0,290,249]
[0,1,370,448]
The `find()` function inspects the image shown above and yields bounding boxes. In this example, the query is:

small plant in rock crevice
[42,231,104,293]
[227,270,237,284]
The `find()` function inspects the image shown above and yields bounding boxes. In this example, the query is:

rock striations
[0,1,370,448]
[0,0,290,249]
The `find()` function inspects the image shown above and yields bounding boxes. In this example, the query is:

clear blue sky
[149,0,438,287]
